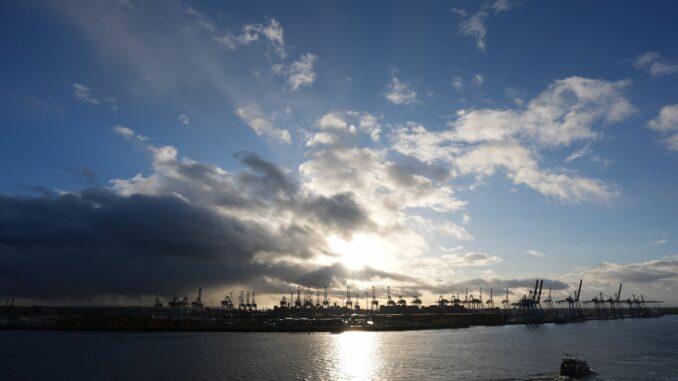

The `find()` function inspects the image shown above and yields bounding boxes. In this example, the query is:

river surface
[2,315,678,380]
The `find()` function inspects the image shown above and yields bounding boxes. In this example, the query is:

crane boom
[575,279,583,302]
[533,280,539,302]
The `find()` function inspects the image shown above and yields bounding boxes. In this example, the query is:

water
[2,316,678,380]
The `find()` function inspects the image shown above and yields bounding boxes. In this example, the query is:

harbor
[1,280,670,333]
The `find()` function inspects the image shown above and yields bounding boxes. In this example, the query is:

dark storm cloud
[0,152,379,301]
[295,263,414,289]
[235,151,297,197]
[0,189,281,299]
[234,152,372,234]
[296,193,372,235]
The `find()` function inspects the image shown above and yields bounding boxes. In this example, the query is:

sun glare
[327,234,389,270]
[331,332,380,380]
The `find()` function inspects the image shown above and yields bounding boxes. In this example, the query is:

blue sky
[1,0,678,306]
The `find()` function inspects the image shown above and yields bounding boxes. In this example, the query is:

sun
[327,233,389,270]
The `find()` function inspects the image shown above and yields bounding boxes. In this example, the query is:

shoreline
[1,306,673,334]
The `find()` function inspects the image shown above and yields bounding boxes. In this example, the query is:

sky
[1,0,678,307]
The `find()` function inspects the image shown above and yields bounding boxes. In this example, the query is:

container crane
[322,287,330,309]
[295,287,302,309]
[397,294,407,307]
[153,291,163,308]
[345,286,353,309]
[371,286,379,311]
[501,288,510,310]
[411,295,422,309]
[191,288,204,310]
[485,288,495,309]
[386,286,396,307]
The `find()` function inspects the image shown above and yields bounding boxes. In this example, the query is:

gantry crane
[386,286,396,307]
[371,286,379,311]
[345,286,353,309]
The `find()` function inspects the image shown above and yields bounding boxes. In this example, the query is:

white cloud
[357,113,382,142]
[272,53,318,90]
[316,111,382,141]
[385,77,418,105]
[113,125,134,138]
[453,77,635,147]
[455,1,512,51]
[455,142,617,203]
[648,104,678,151]
[318,112,351,131]
[439,247,503,267]
[391,76,633,203]
[72,83,118,109]
[491,0,511,13]
[525,249,544,257]
[633,51,678,77]
[459,12,488,51]
[666,134,678,152]
[183,6,215,32]
[235,102,291,144]
[391,121,461,163]
[473,74,484,86]
[408,216,473,241]
[648,239,668,246]
[72,83,100,104]
[178,113,190,126]
[451,76,464,91]
[261,19,285,58]
[213,18,287,58]
[149,145,178,164]
[564,145,592,162]
[648,104,678,133]
[305,132,339,147]
[112,125,147,141]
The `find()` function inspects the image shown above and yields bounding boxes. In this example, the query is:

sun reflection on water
[330,331,381,380]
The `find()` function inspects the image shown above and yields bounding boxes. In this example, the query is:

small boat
[559,354,591,378]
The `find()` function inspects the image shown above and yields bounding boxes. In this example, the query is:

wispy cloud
[72,82,117,109]
[633,51,678,77]
[272,53,318,90]
[72,83,100,104]
[385,77,418,105]
[113,125,147,142]
[213,18,287,58]
[525,249,544,257]
[178,113,190,126]
[648,104,678,151]
[451,76,464,91]
[648,238,668,246]
[564,145,592,162]
[236,102,291,144]
[454,0,512,51]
